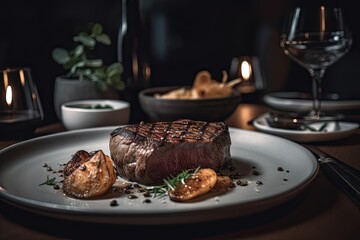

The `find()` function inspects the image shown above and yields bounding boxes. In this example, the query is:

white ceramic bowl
[61,99,130,130]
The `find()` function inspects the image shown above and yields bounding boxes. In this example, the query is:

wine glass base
[304,112,345,122]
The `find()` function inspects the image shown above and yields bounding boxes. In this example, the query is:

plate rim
[263,91,360,112]
[0,126,319,224]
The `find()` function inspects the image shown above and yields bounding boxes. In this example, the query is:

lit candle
[320,6,325,40]
[0,67,43,140]
[240,60,252,81]
[6,85,12,107]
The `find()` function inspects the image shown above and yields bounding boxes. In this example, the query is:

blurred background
[0,0,359,125]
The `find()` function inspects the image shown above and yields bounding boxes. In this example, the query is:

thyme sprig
[146,167,201,198]
[39,175,57,186]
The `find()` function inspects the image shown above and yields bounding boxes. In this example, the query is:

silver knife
[304,145,360,208]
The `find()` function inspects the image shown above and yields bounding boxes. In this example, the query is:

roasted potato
[168,168,217,202]
[213,175,233,190]
[62,150,117,199]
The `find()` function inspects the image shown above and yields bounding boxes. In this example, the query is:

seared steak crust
[109,119,231,185]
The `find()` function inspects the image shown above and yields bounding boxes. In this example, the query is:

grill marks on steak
[109,119,231,185]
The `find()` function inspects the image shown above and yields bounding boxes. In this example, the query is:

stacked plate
[254,92,360,142]
[263,92,360,113]
[253,112,359,143]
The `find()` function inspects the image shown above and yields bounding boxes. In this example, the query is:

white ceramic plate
[253,112,359,143]
[263,92,360,113]
[0,127,318,225]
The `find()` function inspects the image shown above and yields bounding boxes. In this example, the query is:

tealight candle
[0,68,43,140]
[229,56,265,94]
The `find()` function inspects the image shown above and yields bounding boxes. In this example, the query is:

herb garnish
[39,175,57,186]
[70,104,113,110]
[301,122,328,132]
[146,167,201,198]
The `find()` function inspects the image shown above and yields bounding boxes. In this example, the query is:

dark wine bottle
[118,0,150,123]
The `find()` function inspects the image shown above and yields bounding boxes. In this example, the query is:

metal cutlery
[304,145,360,207]
[264,112,359,131]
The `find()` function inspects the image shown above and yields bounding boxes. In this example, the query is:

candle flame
[320,6,325,32]
[3,71,8,90]
[319,5,326,41]
[240,60,252,81]
[19,69,25,86]
[132,54,139,82]
[6,85,12,106]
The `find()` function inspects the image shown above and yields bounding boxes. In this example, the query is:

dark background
[0,0,359,125]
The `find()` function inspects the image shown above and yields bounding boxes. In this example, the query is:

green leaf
[83,68,92,74]
[108,74,120,84]
[95,80,108,91]
[39,175,57,186]
[95,34,111,45]
[74,34,96,48]
[52,48,70,64]
[301,124,317,131]
[70,61,86,74]
[92,23,103,35]
[94,68,107,79]
[85,59,103,68]
[73,45,84,58]
[107,69,119,78]
[64,56,79,70]
[110,79,125,90]
[87,73,99,81]
[82,68,92,78]
[63,62,73,70]
[106,62,123,75]
[318,122,328,132]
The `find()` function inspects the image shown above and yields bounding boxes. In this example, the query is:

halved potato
[63,150,116,199]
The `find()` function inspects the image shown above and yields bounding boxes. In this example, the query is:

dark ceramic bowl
[138,86,241,122]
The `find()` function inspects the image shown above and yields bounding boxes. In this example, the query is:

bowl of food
[61,99,130,130]
[139,71,242,122]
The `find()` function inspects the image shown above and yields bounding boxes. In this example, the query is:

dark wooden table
[1,103,359,239]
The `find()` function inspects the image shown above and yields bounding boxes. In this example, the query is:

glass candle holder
[229,56,266,93]
[0,68,44,140]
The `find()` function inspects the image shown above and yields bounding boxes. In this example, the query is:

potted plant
[52,22,125,119]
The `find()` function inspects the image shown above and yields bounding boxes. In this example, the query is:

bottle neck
[118,0,143,62]
[121,0,142,30]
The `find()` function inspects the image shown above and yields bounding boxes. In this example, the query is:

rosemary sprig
[318,122,328,132]
[301,124,317,131]
[146,167,201,198]
[301,122,328,132]
[39,175,57,186]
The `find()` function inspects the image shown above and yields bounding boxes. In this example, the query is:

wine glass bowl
[281,32,352,70]
[0,68,44,140]
[280,6,352,120]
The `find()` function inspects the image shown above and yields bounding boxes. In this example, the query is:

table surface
[0,103,359,239]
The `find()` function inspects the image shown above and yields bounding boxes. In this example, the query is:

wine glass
[280,5,352,120]
[0,68,44,139]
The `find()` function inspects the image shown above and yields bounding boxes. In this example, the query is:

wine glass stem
[308,68,325,119]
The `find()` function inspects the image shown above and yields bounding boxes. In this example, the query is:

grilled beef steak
[109,119,231,185]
